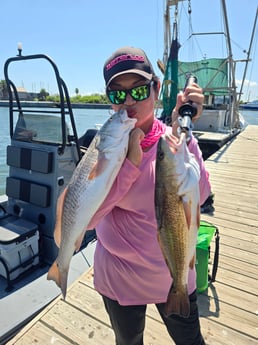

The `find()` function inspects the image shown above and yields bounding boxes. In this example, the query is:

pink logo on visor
[106,54,145,71]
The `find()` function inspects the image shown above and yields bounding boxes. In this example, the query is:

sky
[1,0,257,101]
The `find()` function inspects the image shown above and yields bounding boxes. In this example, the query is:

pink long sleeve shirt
[88,130,211,306]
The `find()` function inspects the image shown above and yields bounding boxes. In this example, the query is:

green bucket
[195,220,217,293]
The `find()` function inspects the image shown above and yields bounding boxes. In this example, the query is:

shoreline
[0,100,111,109]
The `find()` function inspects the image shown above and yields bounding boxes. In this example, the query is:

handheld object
[178,75,198,133]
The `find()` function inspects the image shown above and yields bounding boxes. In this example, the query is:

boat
[0,49,97,344]
[159,0,257,160]
[240,100,258,110]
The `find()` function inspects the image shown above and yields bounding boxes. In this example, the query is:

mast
[160,0,183,123]
[238,7,258,102]
[163,1,171,67]
[221,0,238,129]
[162,0,186,68]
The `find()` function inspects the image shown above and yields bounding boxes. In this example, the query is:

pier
[6,125,258,345]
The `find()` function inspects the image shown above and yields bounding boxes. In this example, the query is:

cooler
[0,215,39,285]
[195,220,219,293]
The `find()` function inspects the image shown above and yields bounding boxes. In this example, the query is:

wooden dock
[7,125,258,345]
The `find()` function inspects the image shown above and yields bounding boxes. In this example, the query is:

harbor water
[0,107,257,194]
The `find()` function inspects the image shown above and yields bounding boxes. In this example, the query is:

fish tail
[165,285,190,318]
[47,261,68,300]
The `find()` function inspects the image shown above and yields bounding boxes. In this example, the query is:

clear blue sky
[1,0,257,101]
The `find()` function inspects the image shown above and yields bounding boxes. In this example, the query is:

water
[0,107,257,194]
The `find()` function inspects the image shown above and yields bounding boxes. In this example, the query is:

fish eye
[158,151,165,160]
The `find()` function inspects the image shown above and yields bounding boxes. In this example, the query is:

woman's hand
[126,128,145,167]
[172,83,204,137]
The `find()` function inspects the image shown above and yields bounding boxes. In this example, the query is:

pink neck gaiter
[140,119,166,150]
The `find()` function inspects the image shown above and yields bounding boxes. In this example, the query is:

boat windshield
[13,113,70,144]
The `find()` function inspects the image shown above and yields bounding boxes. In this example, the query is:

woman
[88,46,211,345]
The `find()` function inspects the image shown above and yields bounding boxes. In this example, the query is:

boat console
[0,50,95,290]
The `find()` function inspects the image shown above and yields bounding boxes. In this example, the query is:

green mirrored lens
[115,90,127,103]
[108,90,126,104]
[130,85,149,101]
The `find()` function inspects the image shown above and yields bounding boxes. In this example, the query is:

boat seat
[5,137,79,264]
[6,146,53,208]
[7,145,53,174]
[6,177,50,208]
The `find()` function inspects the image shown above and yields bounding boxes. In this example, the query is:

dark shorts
[102,291,206,345]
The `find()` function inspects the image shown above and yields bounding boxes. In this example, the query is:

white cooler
[0,216,39,282]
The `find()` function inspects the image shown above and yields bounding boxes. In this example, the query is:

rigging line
[155,0,162,62]
[187,0,204,61]
[187,0,192,39]
[245,32,258,99]
[177,0,204,62]
[239,7,258,101]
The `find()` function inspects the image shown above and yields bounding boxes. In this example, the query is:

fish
[47,109,136,298]
[155,133,200,318]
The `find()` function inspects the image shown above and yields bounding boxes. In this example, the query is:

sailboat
[159,0,257,160]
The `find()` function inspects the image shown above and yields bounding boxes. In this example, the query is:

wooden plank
[77,266,258,343]
[198,295,257,341]
[200,318,258,345]
[216,224,257,242]
[214,255,257,280]
[67,281,173,345]
[208,166,258,178]
[209,182,258,195]
[41,301,115,344]
[207,204,258,223]
[199,281,257,315]
[66,281,113,326]
[8,322,72,345]
[213,269,257,296]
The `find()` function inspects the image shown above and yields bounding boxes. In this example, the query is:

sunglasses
[107,82,153,105]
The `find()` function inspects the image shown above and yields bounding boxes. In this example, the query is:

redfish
[47,110,136,298]
[155,133,200,318]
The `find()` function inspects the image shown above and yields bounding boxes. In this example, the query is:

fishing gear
[178,74,198,138]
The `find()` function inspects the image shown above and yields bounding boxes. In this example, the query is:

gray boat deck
[7,125,258,345]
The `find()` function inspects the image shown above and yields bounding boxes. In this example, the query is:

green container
[195,221,217,293]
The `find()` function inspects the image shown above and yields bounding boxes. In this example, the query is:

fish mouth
[119,109,137,127]
[125,108,137,119]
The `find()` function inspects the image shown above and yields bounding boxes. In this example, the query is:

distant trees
[47,93,109,104]
[0,79,109,104]
[38,88,49,101]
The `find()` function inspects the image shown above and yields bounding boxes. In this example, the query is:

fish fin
[75,230,86,252]
[183,200,192,230]
[157,232,168,262]
[54,187,68,247]
[47,261,68,300]
[88,153,108,180]
[47,261,61,286]
[189,255,196,270]
[165,285,190,318]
